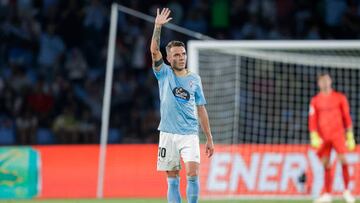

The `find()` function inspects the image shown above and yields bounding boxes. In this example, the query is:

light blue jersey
[153,63,206,135]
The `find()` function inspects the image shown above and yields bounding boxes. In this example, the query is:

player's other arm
[308,98,322,148]
[308,99,318,132]
[340,94,353,130]
[197,105,214,158]
[340,94,356,150]
[150,8,172,71]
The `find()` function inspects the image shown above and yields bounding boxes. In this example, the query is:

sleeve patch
[309,105,315,115]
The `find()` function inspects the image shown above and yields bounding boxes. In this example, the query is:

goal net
[188,41,360,198]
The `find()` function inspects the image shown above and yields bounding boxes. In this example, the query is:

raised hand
[155,8,172,26]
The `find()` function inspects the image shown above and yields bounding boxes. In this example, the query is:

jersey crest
[172,87,190,103]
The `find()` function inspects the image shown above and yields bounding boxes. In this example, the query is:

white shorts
[157,131,200,171]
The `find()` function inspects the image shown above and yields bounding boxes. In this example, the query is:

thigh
[317,140,332,159]
[178,134,200,164]
[332,134,347,155]
[157,132,181,171]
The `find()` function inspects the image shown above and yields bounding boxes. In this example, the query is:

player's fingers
[160,8,165,15]
[156,8,159,16]
[165,8,171,17]
[162,8,168,15]
[165,18,172,23]
[206,146,213,158]
[209,148,214,157]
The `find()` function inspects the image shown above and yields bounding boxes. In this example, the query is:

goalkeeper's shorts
[317,134,347,158]
[157,131,200,171]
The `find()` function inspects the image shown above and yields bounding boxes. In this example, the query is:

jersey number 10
[158,147,166,158]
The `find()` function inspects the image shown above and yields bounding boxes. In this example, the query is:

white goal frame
[188,40,360,74]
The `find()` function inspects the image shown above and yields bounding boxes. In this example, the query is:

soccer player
[150,8,214,203]
[309,73,356,203]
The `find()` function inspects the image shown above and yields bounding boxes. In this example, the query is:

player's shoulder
[311,93,320,101]
[311,93,323,104]
[332,90,347,99]
[187,71,201,80]
[158,63,172,74]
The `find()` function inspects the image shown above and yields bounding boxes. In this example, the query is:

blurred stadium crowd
[0,0,360,145]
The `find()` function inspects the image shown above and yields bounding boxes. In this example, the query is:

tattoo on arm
[152,26,161,51]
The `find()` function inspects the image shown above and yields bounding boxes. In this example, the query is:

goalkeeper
[309,73,356,203]
[150,8,214,203]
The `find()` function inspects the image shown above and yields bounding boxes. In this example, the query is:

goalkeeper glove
[310,131,322,149]
[346,131,356,151]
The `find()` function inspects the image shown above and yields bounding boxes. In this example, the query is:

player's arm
[340,94,356,150]
[308,98,322,148]
[340,94,353,130]
[150,8,172,71]
[197,105,214,158]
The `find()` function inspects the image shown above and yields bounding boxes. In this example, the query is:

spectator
[0,84,16,117]
[324,0,348,38]
[240,15,265,39]
[58,0,84,48]
[8,65,31,94]
[83,0,106,32]
[82,0,106,67]
[167,0,184,24]
[27,79,54,128]
[0,114,16,144]
[83,79,103,121]
[37,23,65,79]
[131,34,147,70]
[16,107,38,145]
[78,108,98,143]
[183,8,207,33]
[64,47,88,83]
[342,1,360,38]
[53,106,79,144]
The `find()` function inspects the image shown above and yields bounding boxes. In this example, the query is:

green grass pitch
[0,199,348,203]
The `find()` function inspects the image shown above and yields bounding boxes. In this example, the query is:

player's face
[318,75,332,91]
[167,46,187,71]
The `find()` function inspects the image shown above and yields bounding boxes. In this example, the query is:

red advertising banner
[33,145,186,198]
[32,144,360,198]
[200,145,360,198]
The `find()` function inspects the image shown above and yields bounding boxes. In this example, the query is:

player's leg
[337,154,350,189]
[185,162,200,203]
[166,170,182,203]
[337,154,355,203]
[157,132,182,203]
[321,156,332,194]
[314,142,332,203]
[333,137,355,203]
[179,134,200,203]
[333,136,350,189]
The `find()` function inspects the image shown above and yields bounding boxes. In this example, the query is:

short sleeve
[153,63,170,80]
[195,77,207,105]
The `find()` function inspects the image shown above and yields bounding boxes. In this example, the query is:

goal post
[188,40,360,198]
